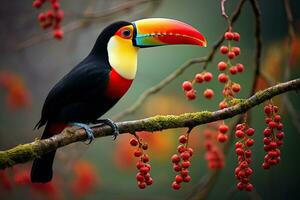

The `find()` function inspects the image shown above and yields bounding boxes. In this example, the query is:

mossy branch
[0,78,299,169]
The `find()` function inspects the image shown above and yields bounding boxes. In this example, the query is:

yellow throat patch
[107,36,139,80]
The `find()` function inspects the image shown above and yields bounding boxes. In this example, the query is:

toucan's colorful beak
[132,18,207,48]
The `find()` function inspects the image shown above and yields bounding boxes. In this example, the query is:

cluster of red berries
[171,134,193,190]
[182,72,214,100]
[216,123,229,143]
[32,0,64,39]
[203,129,224,169]
[218,31,243,110]
[130,137,153,189]
[234,123,255,191]
[262,103,284,169]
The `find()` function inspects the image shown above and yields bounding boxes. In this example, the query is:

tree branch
[0,78,299,170]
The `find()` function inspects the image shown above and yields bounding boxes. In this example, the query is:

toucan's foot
[69,122,94,144]
[93,119,119,140]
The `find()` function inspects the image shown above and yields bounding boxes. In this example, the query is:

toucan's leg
[92,119,119,140]
[69,122,94,144]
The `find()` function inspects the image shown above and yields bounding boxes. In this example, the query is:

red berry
[182,81,193,91]
[224,32,234,40]
[219,124,229,134]
[203,72,213,82]
[235,130,244,138]
[183,175,191,183]
[262,162,270,169]
[246,128,255,136]
[203,89,214,99]
[173,164,182,172]
[38,13,46,22]
[53,29,63,39]
[179,135,188,144]
[138,182,146,189]
[236,63,244,72]
[146,178,153,185]
[219,101,228,109]
[220,46,229,54]
[233,32,240,41]
[55,10,64,22]
[232,83,241,93]
[263,128,272,136]
[245,183,254,191]
[134,150,142,157]
[236,148,244,156]
[268,121,277,129]
[218,61,227,71]
[175,175,183,183]
[142,154,149,163]
[263,137,271,145]
[171,154,181,163]
[276,132,284,140]
[136,173,145,182]
[33,0,42,8]
[140,166,150,174]
[264,105,272,114]
[185,89,196,100]
[245,138,254,147]
[229,66,238,74]
[172,181,181,190]
[236,124,245,130]
[218,73,228,83]
[195,74,204,83]
[235,142,243,148]
[269,141,277,148]
[52,2,60,10]
[236,182,244,190]
[217,133,228,143]
[181,161,191,168]
[181,152,190,160]
[130,138,139,146]
[277,123,283,130]
[187,148,194,156]
[227,51,236,59]
[232,47,240,56]
[180,169,189,177]
[177,145,186,153]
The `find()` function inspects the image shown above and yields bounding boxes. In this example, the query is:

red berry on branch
[171,154,181,163]
[182,81,193,91]
[233,32,240,41]
[134,150,142,157]
[203,89,214,99]
[229,66,238,74]
[172,181,181,190]
[203,72,213,82]
[235,130,244,138]
[220,46,229,54]
[232,47,240,56]
[38,13,46,22]
[232,83,241,93]
[52,2,60,10]
[218,61,227,71]
[219,124,229,134]
[175,175,183,183]
[218,73,228,83]
[185,89,196,100]
[219,101,228,109]
[179,135,188,144]
[224,31,234,40]
[195,74,204,83]
[227,52,235,59]
[130,138,139,146]
[183,175,191,183]
[274,115,281,122]
[53,29,63,39]
[33,0,42,8]
[217,133,228,143]
[138,182,146,189]
[246,128,255,136]
[264,105,272,115]
[236,63,244,72]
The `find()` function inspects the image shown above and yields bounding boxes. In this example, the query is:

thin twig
[250,0,262,94]
[1,78,299,169]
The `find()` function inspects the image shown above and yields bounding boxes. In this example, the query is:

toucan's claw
[69,122,95,144]
[93,119,119,140]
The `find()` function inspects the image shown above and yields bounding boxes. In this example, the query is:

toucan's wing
[36,61,111,128]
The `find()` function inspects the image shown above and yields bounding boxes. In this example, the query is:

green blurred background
[1,0,300,199]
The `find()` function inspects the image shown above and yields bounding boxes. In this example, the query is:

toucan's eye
[121,29,132,39]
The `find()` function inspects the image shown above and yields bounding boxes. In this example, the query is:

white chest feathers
[107,36,139,80]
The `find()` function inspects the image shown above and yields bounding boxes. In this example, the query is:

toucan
[30,18,207,183]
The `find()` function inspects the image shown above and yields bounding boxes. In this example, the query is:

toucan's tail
[31,123,56,183]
